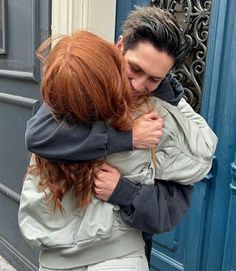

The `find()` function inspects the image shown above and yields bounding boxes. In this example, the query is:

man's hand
[133,111,163,149]
[94,163,120,201]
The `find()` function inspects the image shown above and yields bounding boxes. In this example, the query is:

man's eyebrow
[150,75,165,80]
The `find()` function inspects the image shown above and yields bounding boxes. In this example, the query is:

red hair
[30,31,135,211]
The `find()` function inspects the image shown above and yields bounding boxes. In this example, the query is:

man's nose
[130,77,147,92]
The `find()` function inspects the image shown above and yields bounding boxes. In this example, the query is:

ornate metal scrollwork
[151,0,212,112]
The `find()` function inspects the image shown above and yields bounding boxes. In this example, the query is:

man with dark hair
[25,6,216,264]
[121,6,190,64]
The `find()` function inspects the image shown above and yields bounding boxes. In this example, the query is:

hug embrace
[19,6,217,271]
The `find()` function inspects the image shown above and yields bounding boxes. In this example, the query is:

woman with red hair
[19,31,148,271]
[33,31,135,210]
[19,31,216,270]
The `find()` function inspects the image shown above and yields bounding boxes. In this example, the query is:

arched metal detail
[150,0,212,112]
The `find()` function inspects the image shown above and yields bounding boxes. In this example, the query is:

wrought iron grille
[151,0,212,112]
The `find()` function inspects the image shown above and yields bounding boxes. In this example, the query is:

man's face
[117,38,175,96]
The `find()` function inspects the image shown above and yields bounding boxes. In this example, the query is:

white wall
[52,0,117,42]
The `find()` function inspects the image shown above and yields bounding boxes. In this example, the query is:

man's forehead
[124,42,174,78]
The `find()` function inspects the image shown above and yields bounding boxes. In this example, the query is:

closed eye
[128,62,143,73]
[130,65,142,73]
[150,77,163,83]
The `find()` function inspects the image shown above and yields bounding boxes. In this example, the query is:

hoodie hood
[153,73,184,106]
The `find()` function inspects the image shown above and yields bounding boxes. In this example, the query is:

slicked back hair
[122,6,191,66]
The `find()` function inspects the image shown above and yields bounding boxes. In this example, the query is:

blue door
[115,0,236,270]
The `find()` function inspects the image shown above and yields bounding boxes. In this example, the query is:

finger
[95,171,106,180]
[94,179,106,191]
[152,118,164,130]
[150,120,163,130]
[93,166,100,173]
[98,162,116,172]
[94,177,100,186]
[157,118,164,127]
[143,111,159,120]
[94,187,102,195]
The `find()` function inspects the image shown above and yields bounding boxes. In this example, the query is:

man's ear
[116,35,124,53]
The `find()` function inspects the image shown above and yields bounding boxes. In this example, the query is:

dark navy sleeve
[108,177,193,234]
[25,75,182,162]
[25,103,132,162]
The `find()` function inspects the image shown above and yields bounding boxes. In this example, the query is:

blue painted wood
[115,0,149,41]
[150,174,214,271]
[200,0,236,269]
[222,154,236,270]
[183,180,208,271]
[115,0,236,270]
[200,0,228,126]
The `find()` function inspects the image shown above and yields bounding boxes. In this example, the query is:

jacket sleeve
[108,176,193,234]
[25,103,132,162]
[18,157,82,249]
[19,171,81,249]
[18,170,53,249]
[154,98,218,185]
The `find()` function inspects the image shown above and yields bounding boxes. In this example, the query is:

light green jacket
[107,97,218,185]
[18,97,217,269]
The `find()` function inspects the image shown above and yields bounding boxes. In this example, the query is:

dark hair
[122,6,191,65]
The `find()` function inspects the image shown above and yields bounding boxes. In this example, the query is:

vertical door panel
[114,1,231,271]
[0,1,51,270]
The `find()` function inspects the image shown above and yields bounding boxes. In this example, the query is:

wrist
[108,176,140,207]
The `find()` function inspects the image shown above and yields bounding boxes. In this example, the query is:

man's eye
[150,78,161,83]
[130,66,141,73]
